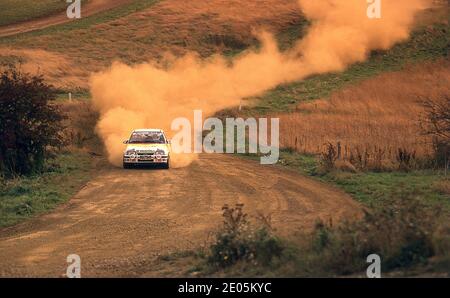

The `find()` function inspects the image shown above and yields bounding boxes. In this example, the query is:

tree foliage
[0,67,65,176]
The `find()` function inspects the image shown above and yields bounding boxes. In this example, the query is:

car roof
[133,129,164,133]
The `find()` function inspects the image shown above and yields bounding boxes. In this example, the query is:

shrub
[316,142,425,172]
[59,101,101,151]
[319,143,338,172]
[421,95,450,171]
[0,67,65,176]
[207,204,283,268]
[311,196,442,274]
[312,219,333,252]
[199,198,446,276]
[396,148,416,171]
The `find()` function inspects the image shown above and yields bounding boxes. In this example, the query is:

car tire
[163,159,170,169]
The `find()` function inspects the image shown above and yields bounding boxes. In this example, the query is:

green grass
[246,23,450,113]
[321,170,449,209]
[0,151,93,227]
[237,150,449,211]
[270,150,450,211]
[0,0,160,40]
[0,0,68,27]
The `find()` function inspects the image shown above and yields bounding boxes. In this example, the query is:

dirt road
[0,154,360,277]
[0,0,134,37]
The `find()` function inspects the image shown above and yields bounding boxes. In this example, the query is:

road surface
[0,0,134,38]
[0,154,360,277]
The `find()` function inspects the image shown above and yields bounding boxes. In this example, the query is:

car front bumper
[123,155,169,164]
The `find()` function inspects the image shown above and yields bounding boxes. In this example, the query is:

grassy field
[0,0,299,91]
[0,0,68,27]
[2,0,157,37]
[0,151,93,227]
[277,59,449,169]
[276,151,449,209]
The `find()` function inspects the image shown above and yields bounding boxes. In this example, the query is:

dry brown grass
[59,100,102,153]
[277,59,450,171]
[433,178,450,195]
[415,0,449,27]
[0,48,90,90]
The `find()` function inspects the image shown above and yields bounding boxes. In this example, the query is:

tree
[0,67,65,176]
[421,95,450,171]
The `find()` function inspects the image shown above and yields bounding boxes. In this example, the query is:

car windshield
[128,131,166,144]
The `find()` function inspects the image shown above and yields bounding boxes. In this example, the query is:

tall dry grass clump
[59,100,102,154]
[278,59,450,171]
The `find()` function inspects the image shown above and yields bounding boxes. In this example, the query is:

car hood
[125,143,170,152]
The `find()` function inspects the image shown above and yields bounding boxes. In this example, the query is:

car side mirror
[123,140,129,144]
[167,139,171,144]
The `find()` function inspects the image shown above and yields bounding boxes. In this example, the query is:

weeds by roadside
[0,70,99,227]
[191,198,448,277]
[317,142,425,173]
[206,204,283,269]
[0,151,93,227]
[308,196,444,275]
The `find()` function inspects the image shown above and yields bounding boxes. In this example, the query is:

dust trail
[90,0,430,167]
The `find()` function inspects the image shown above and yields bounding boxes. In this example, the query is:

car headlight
[125,149,136,155]
[155,149,166,155]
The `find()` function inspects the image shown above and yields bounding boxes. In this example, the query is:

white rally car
[123,129,170,169]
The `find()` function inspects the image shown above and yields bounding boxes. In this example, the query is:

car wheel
[163,159,170,169]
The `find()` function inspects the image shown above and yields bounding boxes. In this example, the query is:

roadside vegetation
[174,201,448,277]
[206,204,283,269]
[0,151,92,227]
[0,68,65,176]
[0,67,98,227]
[239,151,449,212]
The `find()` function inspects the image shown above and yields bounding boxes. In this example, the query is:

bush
[317,142,425,172]
[319,143,338,172]
[198,198,446,277]
[421,95,450,171]
[207,204,283,268]
[433,140,450,171]
[0,67,65,176]
[59,101,101,151]
[396,148,416,172]
[310,196,442,275]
